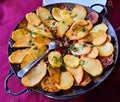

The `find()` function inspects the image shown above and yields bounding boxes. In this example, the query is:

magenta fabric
[0,0,120,102]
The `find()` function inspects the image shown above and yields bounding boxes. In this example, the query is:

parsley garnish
[62,21,65,24]
[81,27,86,32]
[81,60,86,65]
[47,15,54,20]
[33,46,38,50]
[53,56,62,63]
[61,63,66,71]
[70,44,78,51]
[81,43,86,48]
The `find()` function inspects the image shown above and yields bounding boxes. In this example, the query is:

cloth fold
[0,0,120,102]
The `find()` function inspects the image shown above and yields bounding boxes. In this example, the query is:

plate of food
[5,3,118,99]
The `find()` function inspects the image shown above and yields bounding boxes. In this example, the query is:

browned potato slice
[79,72,92,86]
[26,12,41,26]
[84,20,93,31]
[21,54,34,68]
[18,18,28,29]
[13,36,32,48]
[22,61,47,87]
[52,7,62,21]
[70,43,91,55]
[56,71,74,90]
[48,51,62,67]
[12,29,29,41]
[30,44,47,59]
[97,42,114,57]
[92,30,107,46]
[66,20,89,40]
[57,18,74,37]
[66,65,84,84]
[32,36,51,45]
[90,23,108,33]
[72,5,87,21]
[9,48,29,64]
[48,67,61,83]
[87,46,98,58]
[106,35,111,42]
[63,55,80,68]
[36,7,51,21]
[60,9,76,18]
[41,76,60,92]
[80,57,103,76]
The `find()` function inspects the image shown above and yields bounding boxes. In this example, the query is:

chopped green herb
[61,63,66,71]
[48,65,53,68]
[81,60,86,65]
[30,31,34,38]
[33,46,38,50]
[53,56,62,63]
[81,43,86,48]
[62,21,65,24]
[47,15,54,20]
[70,44,78,51]
[81,27,86,32]
[28,39,34,46]
[91,45,94,48]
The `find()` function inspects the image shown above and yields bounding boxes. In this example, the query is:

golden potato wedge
[57,18,74,37]
[12,29,29,41]
[70,43,91,56]
[63,54,80,68]
[90,23,108,33]
[48,51,62,67]
[21,54,34,68]
[32,35,51,45]
[56,71,74,90]
[26,12,41,26]
[66,65,84,84]
[106,35,111,42]
[30,43,47,59]
[52,7,62,21]
[36,7,51,21]
[72,5,87,21]
[22,61,47,87]
[13,36,32,48]
[87,46,98,58]
[48,67,61,83]
[92,30,107,46]
[41,76,60,92]
[9,48,29,64]
[80,57,103,76]
[60,9,76,18]
[97,42,114,57]
[66,20,89,40]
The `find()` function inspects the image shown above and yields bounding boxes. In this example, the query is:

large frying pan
[4,3,119,99]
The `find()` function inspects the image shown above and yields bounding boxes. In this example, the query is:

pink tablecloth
[0,0,120,102]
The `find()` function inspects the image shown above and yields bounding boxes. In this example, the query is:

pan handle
[4,70,30,95]
[90,4,108,16]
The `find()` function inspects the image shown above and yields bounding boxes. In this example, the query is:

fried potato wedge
[36,7,51,21]
[66,65,84,84]
[57,18,74,37]
[48,67,61,83]
[30,44,47,59]
[52,7,62,21]
[22,61,47,87]
[72,5,87,21]
[66,20,89,40]
[26,12,41,26]
[27,23,39,34]
[80,57,103,76]
[12,29,29,41]
[41,76,60,92]
[32,35,51,45]
[70,43,91,56]
[60,9,76,18]
[48,51,62,67]
[106,35,111,42]
[18,18,28,29]
[56,71,74,90]
[90,23,108,33]
[97,42,114,57]
[85,20,93,31]
[87,46,98,58]
[92,30,107,46]
[63,54,80,68]
[21,54,34,68]
[9,48,29,64]
[13,36,32,48]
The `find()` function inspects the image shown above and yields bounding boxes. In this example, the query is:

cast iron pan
[4,3,119,99]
